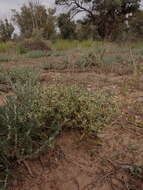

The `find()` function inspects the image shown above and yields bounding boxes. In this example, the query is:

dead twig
[22,160,34,177]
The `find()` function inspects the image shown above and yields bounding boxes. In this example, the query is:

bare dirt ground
[0,65,143,189]
[9,126,143,190]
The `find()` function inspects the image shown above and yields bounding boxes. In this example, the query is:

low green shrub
[26,50,47,58]
[0,67,9,85]
[0,68,118,188]
[0,55,17,63]
[129,165,143,179]
[0,66,40,85]
[53,40,78,51]
[78,40,95,48]
[42,86,118,135]
[16,44,27,54]
[43,56,69,70]
[102,53,138,74]
[0,42,14,53]
[0,57,10,62]
[43,62,68,70]
[75,48,106,69]
[52,40,103,51]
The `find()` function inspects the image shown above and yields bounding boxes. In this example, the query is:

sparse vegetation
[52,40,78,51]
[0,42,142,190]
[16,39,51,53]
[0,67,118,189]
[0,1,143,189]
[25,50,47,58]
[0,42,14,53]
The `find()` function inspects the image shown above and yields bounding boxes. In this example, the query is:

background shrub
[16,39,51,54]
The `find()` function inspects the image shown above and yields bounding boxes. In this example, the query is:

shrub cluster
[16,39,51,54]
[0,67,118,189]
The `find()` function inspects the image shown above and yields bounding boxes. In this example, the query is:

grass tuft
[25,50,47,58]
[0,42,14,53]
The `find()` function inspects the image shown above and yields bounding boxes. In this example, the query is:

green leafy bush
[0,66,40,85]
[0,68,118,188]
[75,48,105,69]
[26,50,47,58]
[41,86,118,135]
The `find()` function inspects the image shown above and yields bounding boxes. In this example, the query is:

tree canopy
[12,1,56,39]
[56,0,141,38]
[57,13,76,39]
[0,19,14,41]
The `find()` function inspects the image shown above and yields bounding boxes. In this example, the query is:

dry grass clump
[16,39,51,54]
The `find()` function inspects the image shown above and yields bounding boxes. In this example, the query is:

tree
[43,8,57,39]
[12,1,56,39]
[129,10,143,38]
[76,18,99,40]
[56,0,141,39]
[0,19,14,41]
[57,13,76,39]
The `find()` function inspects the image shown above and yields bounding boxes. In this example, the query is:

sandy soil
[8,127,143,190]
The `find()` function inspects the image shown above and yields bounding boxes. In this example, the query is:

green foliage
[43,42,143,73]
[53,40,78,51]
[56,0,141,39]
[0,54,17,63]
[0,19,14,42]
[129,165,143,179]
[43,59,68,70]
[78,40,95,48]
[42,86,118,135]
[76,21,100,40]
[0,68,43,189]
[16,43,27,54]
[0,55,17,63]
[0,57,10,62]
[0,66,118,189]
[12,2,56,39]
[75,48,106,69]
[0,66,40,85]
[0,42,14,53]
[57,13,76,39]
[31,28,44,41]
[52,40,103,51]
[129,10,143,39]
[26,50,47,58]
[43,8,57,40]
